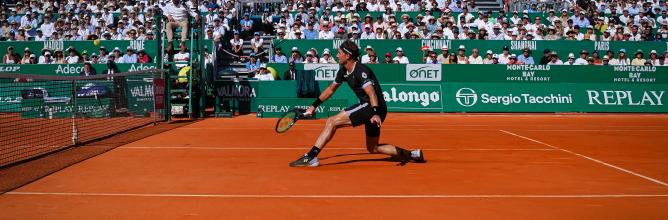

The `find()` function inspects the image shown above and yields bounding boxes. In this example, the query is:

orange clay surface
[1,113,668,219]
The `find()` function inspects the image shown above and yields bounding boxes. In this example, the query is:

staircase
[475,0,503,12]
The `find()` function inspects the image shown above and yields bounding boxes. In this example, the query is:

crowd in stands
[2,0,668,72]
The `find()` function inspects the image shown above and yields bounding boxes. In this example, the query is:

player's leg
[314,111,353,149]
[365,126,425,163]
[290,103,379,167]
[289,110,352,167]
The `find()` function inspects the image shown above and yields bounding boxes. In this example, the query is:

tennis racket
[275,108,307,133]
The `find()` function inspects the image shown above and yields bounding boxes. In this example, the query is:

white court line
[117,146,555,151]
[499,130,668,188]
[5,191,668,199]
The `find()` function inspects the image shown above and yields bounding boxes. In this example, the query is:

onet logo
[456,88,477,107]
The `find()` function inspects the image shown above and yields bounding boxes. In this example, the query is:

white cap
[396,47,403,52]
[486,50,493,54]
[568,53,575,58]
[366,45,373,49]
[492,54,498,58]
[291,47,298,52]
[651,50,657,54]
[510,54,517,58]
[323,50,330,55]
[458,45,465,50]
[259,63,267,68]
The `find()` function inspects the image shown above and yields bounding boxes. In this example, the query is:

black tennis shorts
[345,102,387,137]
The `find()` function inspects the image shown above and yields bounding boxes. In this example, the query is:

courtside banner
[255,98,348,118]
[446,83,574,112]
[381,84,443,112]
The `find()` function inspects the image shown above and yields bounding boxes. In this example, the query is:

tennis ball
[93,39,101,46]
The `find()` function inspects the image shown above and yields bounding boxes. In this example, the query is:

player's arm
[363,84,382,127]
[306,82,340,115]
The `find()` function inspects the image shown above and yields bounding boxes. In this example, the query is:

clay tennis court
[1,113,668,219]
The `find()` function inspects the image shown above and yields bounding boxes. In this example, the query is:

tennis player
[289,40,425,167]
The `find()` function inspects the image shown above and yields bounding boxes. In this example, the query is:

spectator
[27,54,37,64]
[601,56,611,65]
[230,31,243,62]
[304,50,319,63]
[361,24,375,39]
[507,54,523,65]
[20,48,31,64]
[366,50,379,64]
[79,62,96,76]
[319,23,335,39]
[112,47,123,64]
[564,53,576,65]
[663,52,668,66]
[246,53,261,73]
[575,50,589,65]
[498,46,511,64]
[592,51,602,65]
[539,49,552,65]
[393,47,409,64]
[547,51,563,65]
[304,23,319,39]
[631,50,646,66]
[66,47,80,64]
[587,57,595,65]
[468,48,483,64]
[491,54,500,64]
[90,53,99,64]
[254,64,274,81]
[121,47,138,64]
[320,49,337,64]
[271,47,287,63]
[456,45,468,64]
[361,45,374,63]
[174,44,190,68]
[615,49,631,65]
[283,62,298,80]
[289,47,304,63]
[483,50,494,64]
[53,50,66,64]
[137,50,150,64]
[164,0,199,44]
[39,51,53,64]
[384,52,393,64]
[3,46,17,64]
[517,48,535,65]
[649,50,661,66]
[250,32,264,54]
[425,49,439,64]
[446,53,458,64]
[437,46,449,64]
[98,47,109,64]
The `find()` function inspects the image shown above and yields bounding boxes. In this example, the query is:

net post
[71,80,78,145]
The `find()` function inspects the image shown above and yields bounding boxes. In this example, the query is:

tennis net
[0,69,166,167]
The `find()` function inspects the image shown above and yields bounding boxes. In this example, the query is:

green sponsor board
[21,98,111,119]
[273,40,668,64]
[0,40,159,62]
[381,84,444,112]
[256,98,348,118]
[446,83,575,112]
[575,84,667,112]
[445,83,667,112]
[268,63,668,84]
[213,66,668,113]
[127,78,155,116]
[0,63,158,75]
[444,65,668,84]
